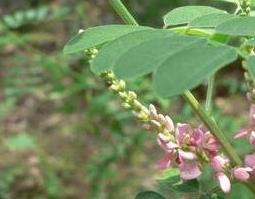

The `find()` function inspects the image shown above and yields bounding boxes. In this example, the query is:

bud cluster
[100,71,150,121]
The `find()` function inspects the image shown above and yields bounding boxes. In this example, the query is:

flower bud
[158,114,166,124]
[233,167,251,181]
[211,155,229,172]
[178,150,197,160]
[149,104,158,119]
[165,115,174,132]
[216,172,231,193]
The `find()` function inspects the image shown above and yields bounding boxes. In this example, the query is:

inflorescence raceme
[99,70,255,194]
[86,44,255,194]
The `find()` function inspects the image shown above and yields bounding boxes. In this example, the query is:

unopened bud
[128,91,137,100]
[149,104,158,119]
[165,115,174,132]
[151,120,161,129]
[158,114,166,124]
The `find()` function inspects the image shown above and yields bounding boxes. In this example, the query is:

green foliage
[216,17,255,36]
[189,13,236,28]
[112,34,207,80]
[63,25,151,54]
[163,6,225,27]
[135,191,165,199]
[153,45,237,97]
[91,29,176,75]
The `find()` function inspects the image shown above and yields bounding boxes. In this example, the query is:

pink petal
[249,131,255,145]
[158,154,172,169]
[202,132,219,152]
[216,172,231,193]
[245,154,255,169]
[233,167,250,181]
[234,129,249,139]
[178,150,197,161]
[179,161,201,180]
[157,134,178,152]
[175,123,193,144]
[191,128,204,146]
[211,155,229,172]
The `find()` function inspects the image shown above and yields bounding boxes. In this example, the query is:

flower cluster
[233,104,255,182]
[148,105,235,193]
[99,70,255,194]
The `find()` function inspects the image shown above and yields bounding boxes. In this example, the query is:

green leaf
[153,45,237,97]
[173,179,199,193]
[158,168,199,193]
[189,13,236,28]
[135,191,165,199]
[91,29,176,74]
[216,17,255,36]
[113,36,208,80]
[6,133,36,150]
[246,56,255,81]
[164,6,225,27]
[63,25,151,54]
[226,183,253,199]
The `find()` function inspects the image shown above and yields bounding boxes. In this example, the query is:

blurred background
[0,0,253,199]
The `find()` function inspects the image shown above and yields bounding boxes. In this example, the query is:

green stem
[205,75,215,112]
[109,0,138,25]
[108,0,255,195]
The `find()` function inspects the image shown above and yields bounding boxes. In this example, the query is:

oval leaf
[63,25,151,54]
[164,6,225,27]
[135,191,165,199]
[153,45,238,97]
[113,36,208,80]
[216,16,255,36]
[91,29,176,74]
[189,13,236,28]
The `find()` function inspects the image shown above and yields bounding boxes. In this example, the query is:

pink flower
[178,150,197,161]
[233,167,252,181]
[179,160,201,180]
[158,154,172,169]
[175,123,193,145]
[234,105,255,146]
[242,154,255,178]
[245,154,255,169]
[157,133,178,152]
[234,128,249,139]
[211,155,229,172]
[216,172,231,193]
[202,132,219,154]
[191,127,204,146]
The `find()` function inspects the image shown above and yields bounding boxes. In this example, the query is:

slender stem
[108,0,255,195]
[205,75,215,112]
[109,0,138,25]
